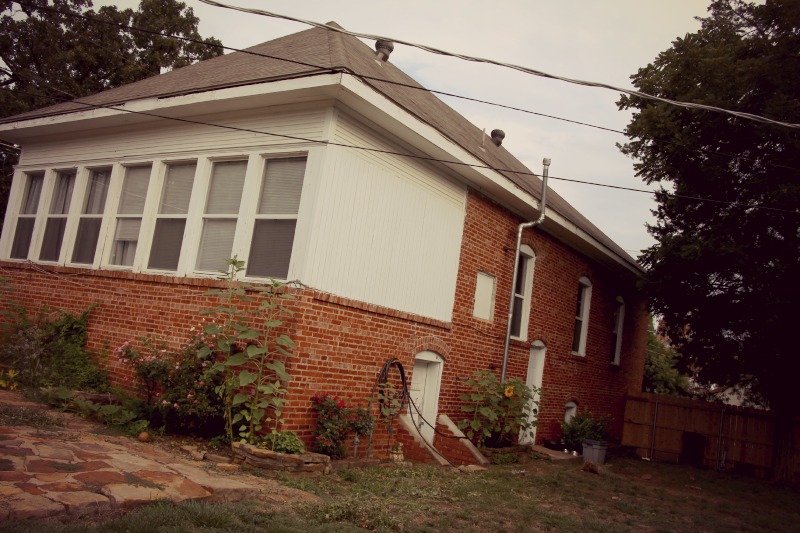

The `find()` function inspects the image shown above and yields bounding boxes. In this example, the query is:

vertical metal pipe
[500,158,551,382]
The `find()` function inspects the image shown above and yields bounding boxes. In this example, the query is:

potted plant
[389,441,404,462]
[561,411,611,464]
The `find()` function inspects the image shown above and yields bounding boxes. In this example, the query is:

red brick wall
[0,188,647,453]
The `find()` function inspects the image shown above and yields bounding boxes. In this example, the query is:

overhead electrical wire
[200,0,800,131]
[2,84,798,216]
[10,0,799,174]
[4,85,798,217]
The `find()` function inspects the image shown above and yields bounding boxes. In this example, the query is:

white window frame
[8,170,45,260]
[510,245,535,341]
[36,168,77,264]
[611,296,625,365]
[571,276,592,356]
[1,148,312,282]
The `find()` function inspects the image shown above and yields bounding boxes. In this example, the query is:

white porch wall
[300,110,466,323]
[3,103,466,322]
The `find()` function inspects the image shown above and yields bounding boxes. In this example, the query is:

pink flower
[193,400,198,404]
[161,400,167,405]
[187,393,193,398]
[173,403,178,408]
[199,381,205,386]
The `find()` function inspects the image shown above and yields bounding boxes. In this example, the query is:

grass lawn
[5,453,799,532]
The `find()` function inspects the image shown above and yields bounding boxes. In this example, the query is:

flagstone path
[0,390,320,521]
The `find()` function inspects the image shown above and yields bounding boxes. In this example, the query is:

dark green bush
[561,411,611,451]
[0,305,107,391]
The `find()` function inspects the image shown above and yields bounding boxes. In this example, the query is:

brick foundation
[0,188,647,457]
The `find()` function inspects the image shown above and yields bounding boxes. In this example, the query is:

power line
[10,0,799,174]
[200,0,800,131]
[3,85,797,216]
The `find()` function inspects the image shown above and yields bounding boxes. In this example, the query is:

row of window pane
[9,156,306,280]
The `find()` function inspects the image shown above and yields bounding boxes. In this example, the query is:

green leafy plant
[457,369,539,448]
[489,452,520,465]
[0,368,18,390]
[561,411,610,452]
[255,430,305,454]
[310,392,374,459]
[0,305,107,391]
[200,257,295,444]
[114,332,225,436]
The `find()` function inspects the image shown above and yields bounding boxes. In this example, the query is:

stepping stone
[39,482,84,492]
[0,446,34,456]
[15,482,45,495]
[34,444,76,461]
[35,473,69,482]
[25,460,111,473]
[166,463,262,503]
[4,493,65,520]
[74,470,127,486]
[0,472,31,482]
[46,491,111,515]
[101,483,171,509]
[0,485,24,496]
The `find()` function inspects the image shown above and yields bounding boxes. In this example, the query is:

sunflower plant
[457,369,539,448]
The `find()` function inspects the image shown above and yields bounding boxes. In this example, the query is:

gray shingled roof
[3,23,638,271]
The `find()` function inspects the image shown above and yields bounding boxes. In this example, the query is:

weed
[0,403,64,429]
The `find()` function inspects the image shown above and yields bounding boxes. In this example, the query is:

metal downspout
[500,158,551,383]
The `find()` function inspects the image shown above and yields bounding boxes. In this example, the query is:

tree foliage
[0,0,223,227]
[618,0,800,480]
[643,320,690,397]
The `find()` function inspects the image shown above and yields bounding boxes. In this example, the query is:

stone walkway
[0,390,319,521]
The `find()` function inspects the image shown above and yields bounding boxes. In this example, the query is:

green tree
[618,0,800,481]
[0,0,223,228]
[643,319,690,397]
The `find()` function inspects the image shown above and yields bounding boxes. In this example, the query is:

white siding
[301,111,466,322]
[18,105,328,167]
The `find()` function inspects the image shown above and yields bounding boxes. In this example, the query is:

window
[110,165,151,267]
[39,170,76,262]
[510,245,535,339]
[473,271,496,321]
[72,168,111,264]
[611,297,625,365]
[10,172,44,259]
[148,162,195,270]
[246,157,306,279]
[564,401,578,423]
[571,277,592,355]
[196,160,247,272]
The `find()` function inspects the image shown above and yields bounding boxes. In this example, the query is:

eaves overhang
[0,70,641,275]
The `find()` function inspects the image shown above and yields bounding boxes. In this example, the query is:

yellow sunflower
[504,385,515,398]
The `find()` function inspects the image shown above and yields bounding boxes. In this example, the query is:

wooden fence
[622,392,800,479]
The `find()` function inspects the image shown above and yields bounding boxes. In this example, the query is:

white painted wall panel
[18,106,328,167]
[302,111,467,322]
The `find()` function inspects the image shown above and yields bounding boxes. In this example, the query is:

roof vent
[490,129,505,147]
[375,39,394,61]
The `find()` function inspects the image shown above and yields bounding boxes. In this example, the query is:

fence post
[715,407,726,470]
[649,394,659,460]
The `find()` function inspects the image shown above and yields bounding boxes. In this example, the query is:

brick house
[0,24,647,463]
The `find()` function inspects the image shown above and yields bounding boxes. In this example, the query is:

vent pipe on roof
[491,129,505,147]
[375,40,394,61]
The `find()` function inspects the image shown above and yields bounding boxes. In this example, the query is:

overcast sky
[99,0,713,257]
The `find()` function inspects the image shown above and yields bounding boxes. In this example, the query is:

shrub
[0,305,107,391]
[489,452,520,465]
[255,430,305,454]
[310,392,374,459]
[561,411,611,451]
[114,331,226,437]
[457,370,539,448]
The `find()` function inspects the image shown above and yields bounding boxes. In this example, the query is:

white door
[408,351,443,443]
[519,341,546,444]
